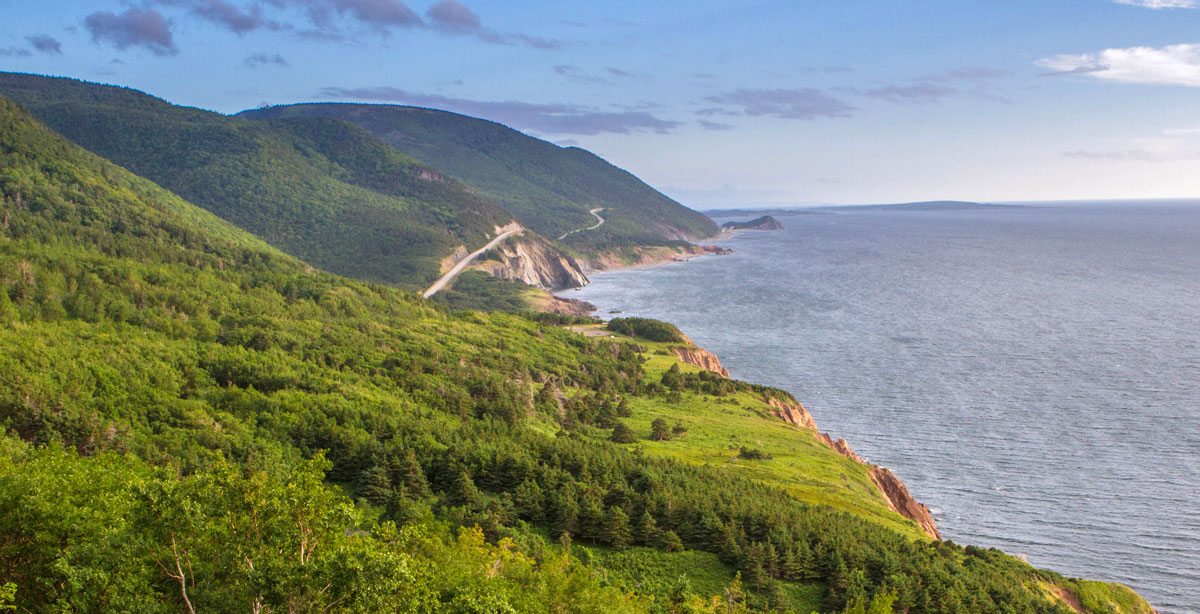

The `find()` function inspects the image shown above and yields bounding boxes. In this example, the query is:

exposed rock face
[672,346,730,377]
[439,245,470,274]
[721,215,784,231]
[473,235,589,290]
[533,295,596,317]
[758,389,941,539]
[829,437,866,464]
[586,244,733,272]
[869,466,942,540]
[766,397,818,431]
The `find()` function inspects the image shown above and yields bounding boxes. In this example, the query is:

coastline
[563,229,945,540]
[566,213,1176,611]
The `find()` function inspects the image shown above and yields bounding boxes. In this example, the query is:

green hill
[238,103,720,249]
[0,96,1154,613]
[0,71,521,289]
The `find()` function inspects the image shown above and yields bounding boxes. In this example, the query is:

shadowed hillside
[0,72,521,289]
[239,103,720,249]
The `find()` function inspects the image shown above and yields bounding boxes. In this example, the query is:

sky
[2,0,1200,208]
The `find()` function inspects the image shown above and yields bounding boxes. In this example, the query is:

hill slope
[0,97,1154,613]
[0,71,529,289]
[238,103,720,250]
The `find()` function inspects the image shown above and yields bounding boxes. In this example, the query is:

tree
[650,418,672,441]
[611,422,637,444]
[360,464,394,507]
[616,397,631,417]
[660,530,684,553]
[603,506,632,549]
[660,363,683,390]
[636,510,658,546]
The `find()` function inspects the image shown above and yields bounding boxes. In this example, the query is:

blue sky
[2,0,1199,207]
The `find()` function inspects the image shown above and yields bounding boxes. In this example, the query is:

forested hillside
[238,103,720,249]
[0,72,520,289]
[0,95,1152,614]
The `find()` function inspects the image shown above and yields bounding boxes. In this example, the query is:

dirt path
[557,207,605,240]
[422,227,523,299]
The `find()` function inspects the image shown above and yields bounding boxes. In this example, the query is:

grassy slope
[567,325,921,539]
[0,72,518,289]
[0,95,1154,614]
[237,103,720,248]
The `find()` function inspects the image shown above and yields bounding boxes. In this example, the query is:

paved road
[557,208,605,240]
[422,227,523,299]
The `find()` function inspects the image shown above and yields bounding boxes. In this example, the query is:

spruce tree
[611,421,637,443]
[636,509,658,546]
[603,506,632,549]
[650,418,672,441]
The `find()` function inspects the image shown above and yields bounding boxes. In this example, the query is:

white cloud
[1037,43,1200,86]
[1113,0,1198,8]
[1065,126,1200,162]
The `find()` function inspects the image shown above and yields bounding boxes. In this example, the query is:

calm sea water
[569,202,1200,613]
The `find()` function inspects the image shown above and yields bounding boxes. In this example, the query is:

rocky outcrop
[869,466,942,540]
[721,215,783,231]
[586,244,732,272]
[439,245,470,274]
[766,397,819,431]
[472,235,589,290]
[758,391,941,539]
[672,346,730,377]
[531,294,596,317]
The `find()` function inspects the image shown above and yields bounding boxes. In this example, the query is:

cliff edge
[765,396,941,540]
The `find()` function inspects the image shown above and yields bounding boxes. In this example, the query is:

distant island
[721,215,784,230]
[706,200,1026,218]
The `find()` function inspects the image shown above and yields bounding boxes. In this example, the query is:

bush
[611,422,637,444]
[606,317,685,343]
[738,447,772,461]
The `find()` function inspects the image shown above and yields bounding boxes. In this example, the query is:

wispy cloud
[150,0,280,34]
[85,8,178,56]
[553,65,610,84]
[0,47,32,58]
[1113,0,1197,8]
[839,67,1013,104]
[705,88,856,120]
[853,83,958,103]
[425,0,561,48]
[1037,43,1200,86]
[316,86,680,135]
[26,34,62,54]
[1066,126,1200,161]
[245,52,289,67]
[697,120,734,131]
[127,1,558,47]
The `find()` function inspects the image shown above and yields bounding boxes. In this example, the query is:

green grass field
[564,324,929,540]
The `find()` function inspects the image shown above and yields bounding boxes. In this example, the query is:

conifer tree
[610,421,637,444]
[603,506,632,549]
[637,509,658,546]
[650,418,672,441]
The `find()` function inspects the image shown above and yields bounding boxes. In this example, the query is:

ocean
[569,201,1200,613]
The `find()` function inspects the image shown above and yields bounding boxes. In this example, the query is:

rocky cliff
[869,467,942,540]
[471,235,589,290]
[672,346,731,377]
[761,396,941,540]
[766,397,819,431]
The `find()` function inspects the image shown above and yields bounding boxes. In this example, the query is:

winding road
[557,208,605,240]
[423,226,523,299]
